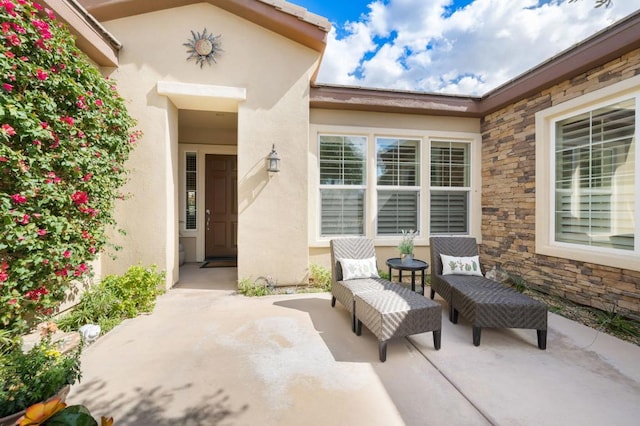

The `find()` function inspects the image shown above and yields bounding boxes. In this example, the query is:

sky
[291,0,639,95]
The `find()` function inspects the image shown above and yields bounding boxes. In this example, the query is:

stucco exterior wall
[97,3,321,287]
[481,48,640,319]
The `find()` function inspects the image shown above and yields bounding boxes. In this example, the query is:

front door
[205,155,237,258]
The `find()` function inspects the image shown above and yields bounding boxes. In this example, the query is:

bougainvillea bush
[0,0,139,337]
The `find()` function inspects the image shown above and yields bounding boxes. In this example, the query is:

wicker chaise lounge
[330,237,442,361]
[330,238,397,332]
[430,237,547,349]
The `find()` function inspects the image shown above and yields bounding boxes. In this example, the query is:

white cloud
[315,0,639,95]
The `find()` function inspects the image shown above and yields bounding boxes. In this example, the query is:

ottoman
[355,289,442,362]
[450,284,548,349]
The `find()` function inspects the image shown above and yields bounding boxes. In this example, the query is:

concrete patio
[67,264,640,425]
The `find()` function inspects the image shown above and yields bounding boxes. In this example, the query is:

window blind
[377,190,418,234]
[554,99,635,250]
[185,152,197,230]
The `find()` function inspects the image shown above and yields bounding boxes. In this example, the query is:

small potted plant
[398,230,417,264]
[0,323,81,426]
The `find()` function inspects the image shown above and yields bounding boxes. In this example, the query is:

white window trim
[535,74,640,271]
[309,124,482,247]
[374,136,422,237]
[429,139,474,235]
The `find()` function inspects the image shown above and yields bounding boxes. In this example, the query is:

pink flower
[16,214,30,225]
[37,228,47,236]
[35,38,47,50]
[0,156,7,162]
[0,261,8,282]
[1,1,16,17]
[88,247,96,254]
[3,51,14,58]
[3,83,13,91]
[36,69,48,80]
[95,99,103,107]
[1,123,16,136]
[11,23,25,34]
[82,173,93,182]
[10,194,27,204]
[8,299,17,305]
[1,22,10,33]
[71,190,88,205]
[42,259,49,265]
[31,19,51,39]
[55,268,68,277]
[74,263,88,277]
[25,286,48,301]
[45,7,55,20]
[45,171,61,184]
[59,116,74,125]
[63,250,71,258]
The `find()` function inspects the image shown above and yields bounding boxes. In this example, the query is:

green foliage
[57,264,165,334]
[0,0,140,337]
[596,309,640,338]
[398,229,416,254]
[46,405,100,426]
[309,264,331,291]
[237,277,272,297]
[0,336,81,417]
[506,271,528,293]
[102,264,165,318]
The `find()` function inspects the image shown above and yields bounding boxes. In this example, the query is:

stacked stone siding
[480,48,640,320]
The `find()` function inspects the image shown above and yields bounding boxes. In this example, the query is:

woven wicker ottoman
[450,283,547,349]
[355,289,442,362]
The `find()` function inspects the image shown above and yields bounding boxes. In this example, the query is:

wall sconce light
[267,144,280,173]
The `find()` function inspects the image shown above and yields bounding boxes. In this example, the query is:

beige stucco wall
[308,109,482,275]
[97,3,321,287]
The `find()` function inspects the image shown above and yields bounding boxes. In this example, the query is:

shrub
[57,264,164,334]
[0,0,140,337]
[237,277,272,297]
[309,264,331,291]
[0,329,81,417]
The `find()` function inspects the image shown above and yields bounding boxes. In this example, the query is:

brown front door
[205,155,237,258]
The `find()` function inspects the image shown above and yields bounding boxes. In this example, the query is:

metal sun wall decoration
[184,29,223,68]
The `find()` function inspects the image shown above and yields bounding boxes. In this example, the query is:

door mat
[201,257,237,268]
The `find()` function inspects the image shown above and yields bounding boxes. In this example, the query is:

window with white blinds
[430,141,470,234]
[185,152,197,230]
[319,135,366,236]
[554,98,635,250]
[376,138,420,235]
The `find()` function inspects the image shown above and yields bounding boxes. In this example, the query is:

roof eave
[79,0,330,54]
[42,0,120,67]
[310,85,483,118]
[480,9,640,115]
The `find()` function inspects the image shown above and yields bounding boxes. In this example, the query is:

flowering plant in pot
[398,230,417,263]
[0,323,80,423]
[0,0,138,419]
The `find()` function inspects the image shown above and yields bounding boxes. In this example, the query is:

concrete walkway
[68,264,640,425]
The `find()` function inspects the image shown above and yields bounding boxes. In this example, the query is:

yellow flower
[45,349,60,357]
[101,416,114,426]
[18,397,66,425]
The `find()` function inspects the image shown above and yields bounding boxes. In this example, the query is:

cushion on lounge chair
[339,257,380,280]
[441,254,482,276]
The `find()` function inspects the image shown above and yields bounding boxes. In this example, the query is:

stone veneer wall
[480,48,640,320]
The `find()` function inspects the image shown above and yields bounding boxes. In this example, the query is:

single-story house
[46,0,639,319]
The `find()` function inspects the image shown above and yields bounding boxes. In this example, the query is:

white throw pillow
[339,257,380,280]
[441,254,483,276]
